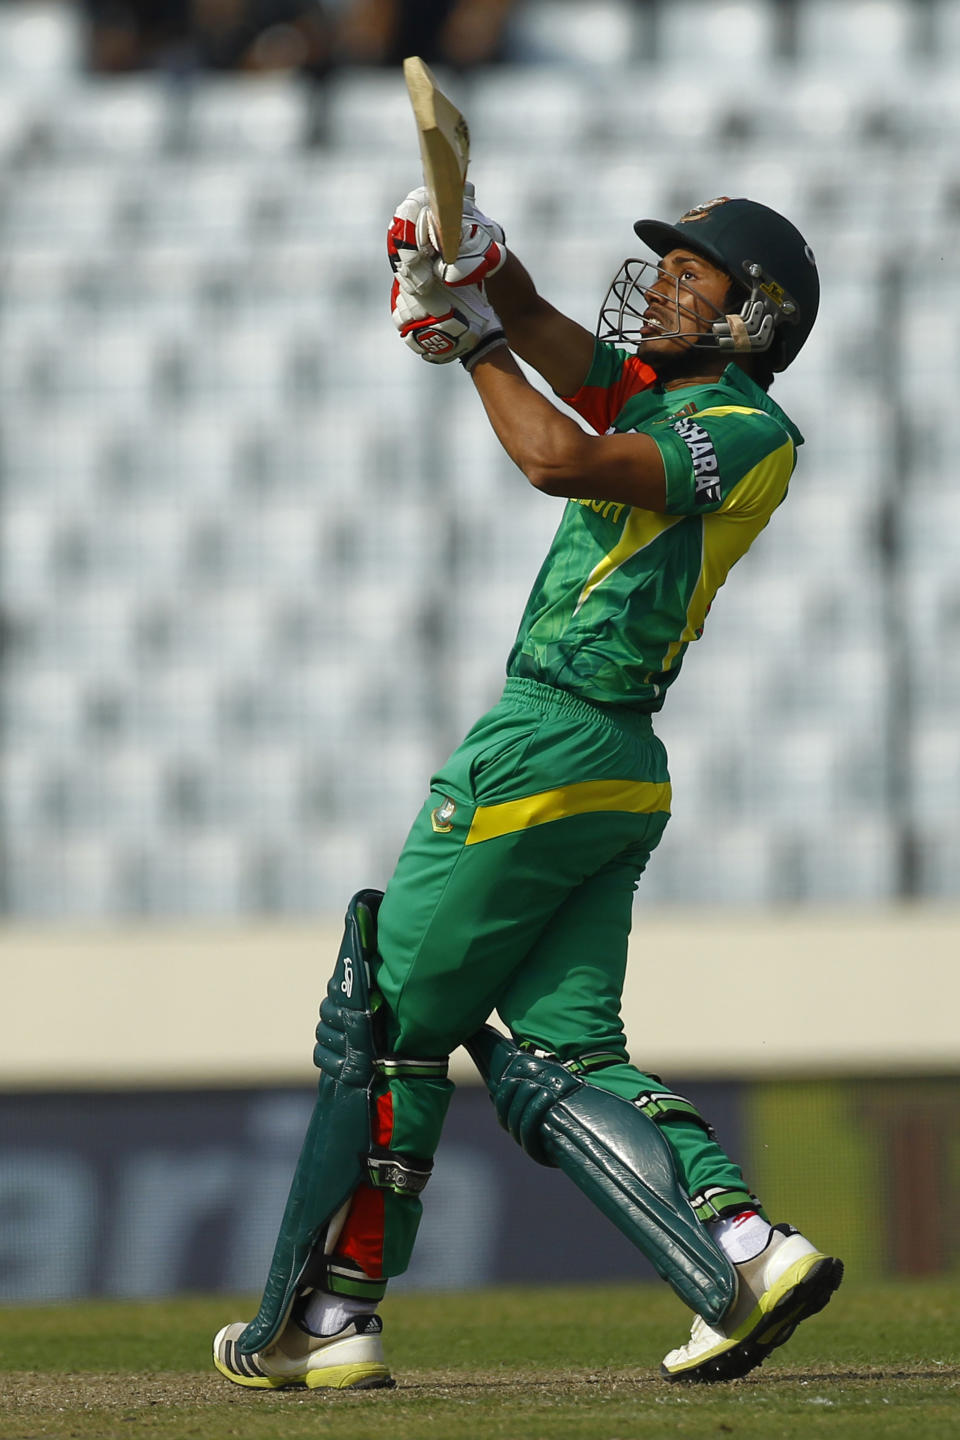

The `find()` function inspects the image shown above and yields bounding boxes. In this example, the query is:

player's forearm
[485,253,595,397]
[469,348,666,509]
[470,348,581,491]
[483,250,542,324]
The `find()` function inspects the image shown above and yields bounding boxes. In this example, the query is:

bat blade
[403,55,470,264]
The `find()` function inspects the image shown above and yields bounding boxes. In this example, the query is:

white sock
[299,1290,375,1337]
[710,1210,772,1264]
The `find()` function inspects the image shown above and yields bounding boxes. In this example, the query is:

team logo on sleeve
[672,416,721,505]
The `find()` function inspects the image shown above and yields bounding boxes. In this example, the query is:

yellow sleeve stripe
[659,436,795,673]
[694,405,766,419]
[465,776,672,846]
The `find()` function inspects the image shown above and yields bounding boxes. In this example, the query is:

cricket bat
[403,55,470,264]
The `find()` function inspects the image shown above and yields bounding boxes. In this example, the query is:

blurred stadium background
[1,0,958,1308]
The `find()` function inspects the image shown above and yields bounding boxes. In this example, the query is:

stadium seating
[1,0,958,914]
[509,0,649,69]
[653,0,782,72]
[794,0,921,71]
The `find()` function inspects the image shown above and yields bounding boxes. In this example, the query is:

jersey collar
[645,363,803,448]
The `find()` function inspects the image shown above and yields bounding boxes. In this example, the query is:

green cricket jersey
[506,342,804,712]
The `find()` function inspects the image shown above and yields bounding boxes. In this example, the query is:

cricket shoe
[212,1312,393,1391]
[661,1224,843,1383]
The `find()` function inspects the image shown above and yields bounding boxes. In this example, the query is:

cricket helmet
[599,196,819,372]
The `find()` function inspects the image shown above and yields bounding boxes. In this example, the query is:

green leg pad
[466,1026,736,1324]
[237,890,384,1356]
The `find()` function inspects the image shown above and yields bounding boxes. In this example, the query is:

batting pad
[466,1026,736,1324]
[237,890,384,1356]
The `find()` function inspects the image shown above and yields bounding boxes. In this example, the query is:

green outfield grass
[2,1280,958,1440]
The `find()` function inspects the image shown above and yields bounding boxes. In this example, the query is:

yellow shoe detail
[304,1362,392,1390]
[728,1251,827,1344]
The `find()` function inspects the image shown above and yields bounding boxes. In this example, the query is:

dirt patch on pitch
[7,1363,959,1439]
[4,1369,643,1411]
[10,1363,959,1410]
[6,1373,226,1409]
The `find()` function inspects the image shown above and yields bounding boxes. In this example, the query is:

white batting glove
[387,185,432,282]
[391,274,506,370]
[416,187,508,289]
[389,183,507,289]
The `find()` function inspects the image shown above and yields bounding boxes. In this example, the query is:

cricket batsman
[213,189,843,1390]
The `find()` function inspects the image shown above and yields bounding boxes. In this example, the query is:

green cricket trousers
[333,677,761,1290]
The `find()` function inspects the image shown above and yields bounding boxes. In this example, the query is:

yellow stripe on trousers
[464,777,672,846]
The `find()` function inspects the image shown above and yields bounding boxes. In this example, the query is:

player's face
[637,248,733,356]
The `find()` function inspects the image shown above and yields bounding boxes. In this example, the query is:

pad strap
[634,1088,715,1135]
[320,1258,389,1303]
[519,1041,627,1079]
[376,1055,450,1080]
[689,1185,761,1222]
[367,1147,433,1196]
